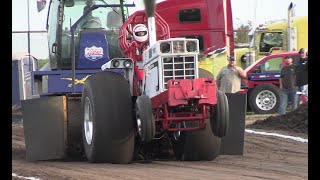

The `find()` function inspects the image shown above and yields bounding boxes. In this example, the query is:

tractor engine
[142,38,200,97]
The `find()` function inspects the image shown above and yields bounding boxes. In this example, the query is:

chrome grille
[162,56,196,89]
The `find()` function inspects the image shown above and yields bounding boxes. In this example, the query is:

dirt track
[12,115,308,180]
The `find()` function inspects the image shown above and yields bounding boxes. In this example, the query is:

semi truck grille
[162,56,196,89]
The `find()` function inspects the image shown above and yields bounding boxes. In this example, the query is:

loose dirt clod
[247,103,308,134]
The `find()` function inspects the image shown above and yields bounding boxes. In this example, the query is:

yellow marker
[60,75,91,87]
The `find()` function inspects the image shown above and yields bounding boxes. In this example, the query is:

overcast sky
[12,0,308,59]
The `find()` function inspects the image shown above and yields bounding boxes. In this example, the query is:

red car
[242,51,306,114]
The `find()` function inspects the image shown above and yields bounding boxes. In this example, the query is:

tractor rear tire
[211,90,229,137]
[81,71,135,163]
[135,95,155,142]
[172,118,221,161]
[249,84,280,114]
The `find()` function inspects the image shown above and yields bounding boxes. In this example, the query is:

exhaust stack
[287,2,296,51]
[287,3,293,39]
[143,0,157,46]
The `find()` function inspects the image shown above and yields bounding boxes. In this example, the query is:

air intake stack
[143,0,157,46]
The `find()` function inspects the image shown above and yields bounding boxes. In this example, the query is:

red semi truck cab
[243,51,301,114]
[156,0,234,57]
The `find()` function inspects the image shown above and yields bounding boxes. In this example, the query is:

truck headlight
[123,60,132,68]
[112,60,120,68]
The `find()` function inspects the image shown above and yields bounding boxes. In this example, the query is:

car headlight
[123,60,132,68]
[112,60,120,68]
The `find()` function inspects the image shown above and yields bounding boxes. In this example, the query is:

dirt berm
[247,103,308,134]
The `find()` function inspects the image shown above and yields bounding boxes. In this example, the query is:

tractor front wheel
[135,95,155,142]
[211,90,229,137]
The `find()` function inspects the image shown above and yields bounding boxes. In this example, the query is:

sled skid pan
[21,94,83,161]
[220,93,247,155]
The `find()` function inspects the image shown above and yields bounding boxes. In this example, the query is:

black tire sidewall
[135,95,155,142]
[212,92,222,136]
[81,71,135,163]
[81,80,96,162]
[220,91,229,136]
[211,90,229,137]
